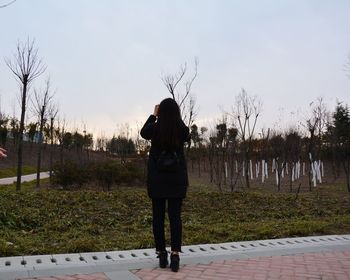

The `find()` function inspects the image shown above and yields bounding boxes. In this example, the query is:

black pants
[152,198,183,252]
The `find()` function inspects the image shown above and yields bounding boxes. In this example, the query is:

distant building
[7,131,42,143]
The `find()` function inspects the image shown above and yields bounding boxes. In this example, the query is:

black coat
[140,115,190,198]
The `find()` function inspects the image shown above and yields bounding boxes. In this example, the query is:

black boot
[157,251,168,268]
[170,253,180,272]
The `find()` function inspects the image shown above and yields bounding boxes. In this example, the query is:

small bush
[95,160,119,191]
[53,160,143,190]
[52,161,91,189]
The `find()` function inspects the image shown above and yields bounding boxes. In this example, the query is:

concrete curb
[1,234,350,280]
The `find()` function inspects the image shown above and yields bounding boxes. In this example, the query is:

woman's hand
[0,147,7,160]
[153,105,160,117]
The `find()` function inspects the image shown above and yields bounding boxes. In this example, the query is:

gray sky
[0,0,349,137]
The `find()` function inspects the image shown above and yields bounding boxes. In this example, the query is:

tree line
[188,96,350,192]
[1,39,139,191]
[1,39,349,193]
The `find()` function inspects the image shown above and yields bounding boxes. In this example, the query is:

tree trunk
[36,140,42,189]
[289,163,293,193]
[343,159,350,192]
[209,150,214,183]
[229,152,234,191]
[245,150,250,188]
[49,117,54,184]
[276,161,283,192]
[198,157,201,177]
[308,133,314,192]
[308,160,313,192]
[215,152,222,191]
[16,76,28,192]
[223,150,227,186]
[36,116,44,189]
[60,145,64,166]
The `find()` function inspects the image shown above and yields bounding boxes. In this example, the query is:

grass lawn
[0,166,41,179]
[0,182,349,257]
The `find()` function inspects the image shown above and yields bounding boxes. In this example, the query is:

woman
[140,98,190,272]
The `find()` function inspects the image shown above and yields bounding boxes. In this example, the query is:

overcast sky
[0,0,349,137]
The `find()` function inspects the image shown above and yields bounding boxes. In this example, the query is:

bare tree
[302,98,329,191]
[304,116,318,192]
[32,78,54,188]
[5,39,46,191]
[312,97,330,157]
[211,117,228,191]
[56,117,67,166]
[231,88,262,188]
[284,129,302,192]
[48,103,58,184]
[95,133,108,154]
[162,57,199,126]
[269,132,286,192]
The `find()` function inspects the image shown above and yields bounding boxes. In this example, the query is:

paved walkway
[134,250,350,280]
[3,235,350,280]
[17,250,350,280]
[21,272,109,280]
[0,172,49,185]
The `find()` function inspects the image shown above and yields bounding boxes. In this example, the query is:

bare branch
[161,57,199,126]
[233,88,262,141]
[31,78,54,124]
[49,102,59,120]
[5,39,46,85]
[161,64,187,99]
[179,58,198,108]
[187,94,197,127]
[0,0,16,8]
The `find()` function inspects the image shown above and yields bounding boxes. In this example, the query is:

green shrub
[53,160,143,190]
[52,161,91,189]
[95,160,119,191]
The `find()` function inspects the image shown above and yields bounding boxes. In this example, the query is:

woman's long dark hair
[156,98,182,149]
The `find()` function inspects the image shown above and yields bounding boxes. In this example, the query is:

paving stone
[27,265,98,277]
[134,249,350,279]
[105,271,141,280]
[0,270,30,280]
